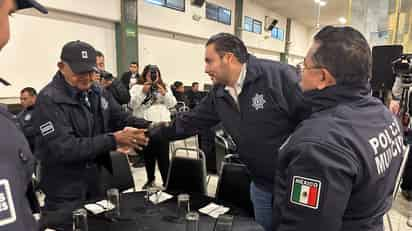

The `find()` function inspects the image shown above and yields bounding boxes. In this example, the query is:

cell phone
[214,214,234,231]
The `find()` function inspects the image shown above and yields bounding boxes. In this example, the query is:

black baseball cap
[16,0,48,14]
[100,71,114,80]
[60,40,98,74]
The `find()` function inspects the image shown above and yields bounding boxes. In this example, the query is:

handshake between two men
[113,122,169,154]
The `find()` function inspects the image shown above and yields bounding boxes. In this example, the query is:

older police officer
[33,41,150,228]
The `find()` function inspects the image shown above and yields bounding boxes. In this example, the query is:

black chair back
[215,155,254,217]
[100,152,135,192]
[166,148,207,195]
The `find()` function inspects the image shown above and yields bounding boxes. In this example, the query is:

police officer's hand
[389,100,400,114]
[113,127,149,150]
[142,82,151,94]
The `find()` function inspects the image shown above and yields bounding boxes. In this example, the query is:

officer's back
[0,0,48,230]
[273,26,404,231]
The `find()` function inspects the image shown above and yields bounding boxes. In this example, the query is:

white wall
[242,0,285,59]
[138,0,234,39]
[36,0,121,21]
[138,0,235,88]
[289,20,311,57]
[139,28,208,88]
[0,11,117,98]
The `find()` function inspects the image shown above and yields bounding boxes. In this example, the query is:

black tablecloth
[86,191,263,231]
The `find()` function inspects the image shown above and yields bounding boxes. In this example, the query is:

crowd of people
[0,1,409,231]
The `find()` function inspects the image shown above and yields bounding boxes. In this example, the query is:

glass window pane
[125,0,137,23]
[271,28,278,38]
[253,20,262,33]
[166,0,184,10]
[218,7,231,25]
[206,3,218,21]
[145,0,165,6]
[244,16,253,32]
[277,29,284,40]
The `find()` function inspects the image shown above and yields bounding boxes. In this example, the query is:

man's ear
[317,69,336,90]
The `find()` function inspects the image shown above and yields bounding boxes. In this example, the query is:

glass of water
[185,212,199,231]
[72,208,88,231]
[106,188,120,218]
[177,194,190,221]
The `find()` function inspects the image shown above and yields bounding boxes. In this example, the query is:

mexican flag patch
[290,176,321,209]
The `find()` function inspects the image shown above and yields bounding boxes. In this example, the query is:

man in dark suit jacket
[120,61,139,90]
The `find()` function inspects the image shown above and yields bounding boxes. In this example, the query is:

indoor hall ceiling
[253,0,349,28]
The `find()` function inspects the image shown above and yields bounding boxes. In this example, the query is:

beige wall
[36,0,121,21]
[242,0,285,60]
[0,11,117,98]
[138,0,311,87]
[1,0,311,100]
[290,20,311,57]
[138,0,234,39]
[138,0,235,88]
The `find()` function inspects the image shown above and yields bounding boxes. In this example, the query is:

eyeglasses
[296,62,323,74]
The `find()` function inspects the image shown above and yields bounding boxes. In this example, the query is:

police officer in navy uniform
[33,41,150,228]
[151,33,305,231]
[272,26,404,231]
[0,0,47,230]
[16,87,37,151]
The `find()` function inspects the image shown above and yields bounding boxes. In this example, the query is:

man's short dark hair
[192,82,199,87]
[312,26,371,85]
[21,87,37,96]
[130,61,138,66]
[206,33,249,64]
[174,81,183,88]
[96,50,104,57]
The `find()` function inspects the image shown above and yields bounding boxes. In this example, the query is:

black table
[87,191,263,231]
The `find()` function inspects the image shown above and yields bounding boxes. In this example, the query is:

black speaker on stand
[371,45,403,103]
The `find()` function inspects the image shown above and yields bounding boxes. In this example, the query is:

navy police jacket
[273,83,404,231]
[160,55,305,192]
[16,106,36,151]
[0,107,36,230]
[33,72,149,196]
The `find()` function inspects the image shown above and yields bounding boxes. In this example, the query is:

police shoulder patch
[0,179,16,226]
[290,176,321,210]
[40,121,55,137]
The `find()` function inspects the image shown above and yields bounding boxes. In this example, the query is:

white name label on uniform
[40,121,55,137]
[0,179,16,226]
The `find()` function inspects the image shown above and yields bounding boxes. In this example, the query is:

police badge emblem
[251,93,266,111]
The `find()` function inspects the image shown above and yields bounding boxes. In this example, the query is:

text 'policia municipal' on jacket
[33,72,150,195]
[273,83,404,231]
[161,55,305,192]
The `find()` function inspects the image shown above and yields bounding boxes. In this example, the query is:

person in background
[121,61,140,90]
[16,87,37,151]
[0,0,48,230]
[172,81,190,109]
[130,64,177,188]
[186,82,203,109]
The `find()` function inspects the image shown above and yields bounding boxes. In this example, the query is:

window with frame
[144,0,185,12]
[271,27,284,41]
[244,16,262,34]
[206,2,232,25]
